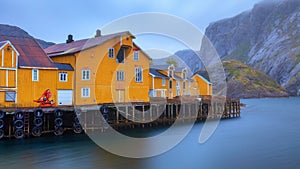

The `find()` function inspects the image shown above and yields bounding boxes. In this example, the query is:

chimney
[95,29,101,37]
[66,34,74,43]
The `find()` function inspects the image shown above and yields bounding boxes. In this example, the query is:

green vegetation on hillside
[197,60,288,98]
[222,60,288,98]
[166,58,178,67]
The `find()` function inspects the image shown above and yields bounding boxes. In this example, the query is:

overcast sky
[1,0,263,58]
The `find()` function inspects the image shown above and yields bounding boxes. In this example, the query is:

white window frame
[176,89,180,96]
[81,87,90,98]
[82,69,90,80]
[108,48,114,58]
[162,78,166,86]
[161,90,166,98]
[133,50,139,61]
[135,67,143,82]
[32,69,39,81]
[59,72,68,82]
[117,71,125,81]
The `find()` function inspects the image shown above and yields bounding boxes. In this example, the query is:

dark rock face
[204,0,300,95]
[0,24,32,38]
[0,24,55,49]
[173,50,203,73]
[36,39,55,49]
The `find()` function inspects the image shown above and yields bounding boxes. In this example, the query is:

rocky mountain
[154,0,300,96]
[0,24,54,49]
[36,39,55,49]
[204,0,300,95]
[152,49,205,73]
[196,60,288,99]
[152,54,187,68]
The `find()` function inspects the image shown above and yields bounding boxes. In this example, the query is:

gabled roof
[0,41,7,47]
[150,68,186,81]
[150,65,185,73]
[53,62,74,71]
[132,42,152,60]
[0,40,19,56]
[45,31,134,57]
[0,35,56,69]
[149,68,168,78]
[192,73,212,84]
[173,74,183,81]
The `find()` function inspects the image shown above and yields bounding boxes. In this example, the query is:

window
[169,80,173,89]
[117,71,125,81]
[162,78,166,86]
[168,70,173,78]
[183,81,186,89]
[59,72,68,82]
[82,69,90,80]
[32,69,39,81]
[161,90,166,98]
[81,88,90,98]
[5,92,16,102]
[183,71,186,79]
[108,48,114,58]
[149,90,156,97]
[133,51,139,61]
[135,67,143,82]
[176,89,180,96]
[168,66,174,78]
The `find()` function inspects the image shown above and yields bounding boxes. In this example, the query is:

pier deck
[0,98,241,139]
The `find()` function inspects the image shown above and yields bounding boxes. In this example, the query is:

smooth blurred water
[1,97,300,169]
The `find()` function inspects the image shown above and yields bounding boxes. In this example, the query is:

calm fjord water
[1,97,300,169]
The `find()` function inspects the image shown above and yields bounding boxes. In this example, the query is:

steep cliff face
[204,0,300,95]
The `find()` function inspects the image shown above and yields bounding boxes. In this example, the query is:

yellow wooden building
[0,35,73,108]
[149,64,212,98]
[149,65,199,98]
[192,73,212,96]
[53,62,74,106]
[45,31,151,105]
[0,29,212,108]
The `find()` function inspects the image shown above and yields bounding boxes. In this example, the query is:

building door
[57,90,73,105]
[116,90,125,103]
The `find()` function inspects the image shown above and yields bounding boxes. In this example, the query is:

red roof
[0,35,56,69]
[45,31,134,57]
